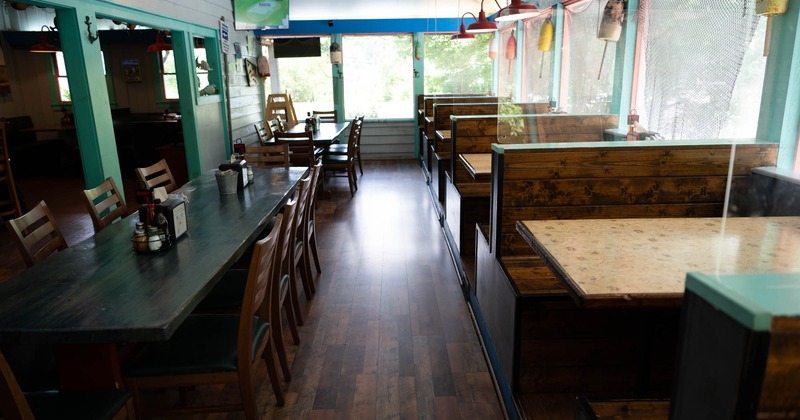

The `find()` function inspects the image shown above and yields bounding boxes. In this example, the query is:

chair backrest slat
[83,177,127,231]
[312,110,337,123]
[273,132,316,167]
[135,159,177,193]
[5,200,67,267]
[244,144,290,169]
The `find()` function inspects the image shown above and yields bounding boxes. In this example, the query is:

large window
[423,33,493,94]
[275,36,333,119]
[562,0,616,114]
[343,35,413,119]
[497,27,517,99]
[523,16,552,103]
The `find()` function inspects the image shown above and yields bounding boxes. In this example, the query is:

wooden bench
[445,114,618,283]
[472,140,778,417]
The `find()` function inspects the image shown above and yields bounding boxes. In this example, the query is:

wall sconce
[84,16,97,43]
[30,25,58,53]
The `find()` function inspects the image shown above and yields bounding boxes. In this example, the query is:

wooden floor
[0,160,504,419]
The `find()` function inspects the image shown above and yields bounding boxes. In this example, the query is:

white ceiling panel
[287,0,505,20]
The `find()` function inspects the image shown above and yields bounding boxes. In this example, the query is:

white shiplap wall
[360,120,416,160]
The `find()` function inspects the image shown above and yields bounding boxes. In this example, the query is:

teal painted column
[56,8,122,195]
[611,0,639,130]
[331,33,345,121]
[413,32,425,159]
[756,0,800,169]
[549,4,565,108]
[491,31,499,95]
[171,31,202,179]
[204,34,231,158]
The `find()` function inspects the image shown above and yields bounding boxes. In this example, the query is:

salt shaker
[147,226,162,251]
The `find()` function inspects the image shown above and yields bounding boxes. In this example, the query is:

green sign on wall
[234,0,289,30]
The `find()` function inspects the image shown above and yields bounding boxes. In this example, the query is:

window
[523,16,552,103]
[423,33,493,94]
[343,35,413,119]
[160,51,179,100]
[497,27,517,99]
[274,36,333,118]
[562,0,616,114]
[53,51,107,103]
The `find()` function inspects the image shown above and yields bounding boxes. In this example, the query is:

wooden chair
[270,197,301,380]
[305,162,323,274]
[0,350,133,420]
[5,201,67,268]
[254,122,272,144]
[82,177,128,232]
[243,144,290,169]
[273,131,318,167]
[322,117,362,197]
[291,175,315,303]
[135,159,177,193]
[324,115,364,176]
[312,110,337,123]
[123,215,285,418]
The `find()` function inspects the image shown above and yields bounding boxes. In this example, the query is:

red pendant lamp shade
[147,31,172,53]
[30,34,58,53]
[451,20,476,40]
[466,0,498,33]
[495,0,540,22]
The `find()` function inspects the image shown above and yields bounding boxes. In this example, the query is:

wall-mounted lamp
[30,25,58,53]
[84,16,97,43]
[147,30,172,53]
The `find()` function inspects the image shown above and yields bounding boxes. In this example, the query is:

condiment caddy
[131,187,187,253]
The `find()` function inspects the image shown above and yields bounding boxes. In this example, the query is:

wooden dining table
[284,121,350,148]
[516,216,800,309]
[0,166,307,389]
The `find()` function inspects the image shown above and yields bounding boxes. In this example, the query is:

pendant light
[596,0,624,79]
[147,30,172,53]
[466,0,498,33]
[451,14,477,40]
[30,26,58,53]
[495,0,540,22]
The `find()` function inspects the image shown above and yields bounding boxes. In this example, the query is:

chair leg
[284,289,301,345]
[347,167,356,197]
[288,267,304,327]
[238,367,257,420]
[309,228,322,274]
[301,241,316,292]
[271,307,292,382]
[262,339,285,406]
[356,151,363,176]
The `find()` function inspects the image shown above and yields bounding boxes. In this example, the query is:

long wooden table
[517,217,800,308]
[0,166,306,388]
[285,121,350,148]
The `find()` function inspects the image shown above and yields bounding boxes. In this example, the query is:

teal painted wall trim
[330,33,345,122]
[611,0,639,130]
[172,31,202,179]
[756,0,800,169]
[202,34,230,158]
[257,18,461,36]
[56,7,122,195]
[549,4,564,107]
[491,31,499,95]
[413,32,425,159]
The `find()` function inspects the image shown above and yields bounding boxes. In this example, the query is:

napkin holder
[218,160,249,190]
[160,196,188,242]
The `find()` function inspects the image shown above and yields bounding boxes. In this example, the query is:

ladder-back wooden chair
[312,110,337,123]
[322,117,362,197]
[243,144,290,169]
[0,350,134,420]
[273,131,318,167]
[5,201,67,268]
[82,177,128,232]
[135,159,177,193]
[324,115,364,176]
[123,215,285,417]
[254,122,272,144]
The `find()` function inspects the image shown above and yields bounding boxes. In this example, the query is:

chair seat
[197,268,289,312]
[324,144,348,155]
[321,155,350,165]
[123,314,268,377]
[26,389,132,420]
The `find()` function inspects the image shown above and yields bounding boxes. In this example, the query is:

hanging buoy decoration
[756,0,788,56]
[506,29,517,74]
[488,32,499,59]
[538,16,554,78]
[597,0,625,80]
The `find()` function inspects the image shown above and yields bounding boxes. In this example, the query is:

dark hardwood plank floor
[0,160,504,419]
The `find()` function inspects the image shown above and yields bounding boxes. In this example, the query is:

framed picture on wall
[122,58,142,82]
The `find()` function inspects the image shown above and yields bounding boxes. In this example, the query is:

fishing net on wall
[638,0,761,139]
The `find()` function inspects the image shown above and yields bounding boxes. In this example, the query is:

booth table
[459,153,491,182]
[516,217,800,308]
[285,121,350,148]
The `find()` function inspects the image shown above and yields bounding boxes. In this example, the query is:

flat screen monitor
[273,38,321,59]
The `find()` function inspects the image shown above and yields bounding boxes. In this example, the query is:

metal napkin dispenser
[218,160,249,190]
[160,196,188,242]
